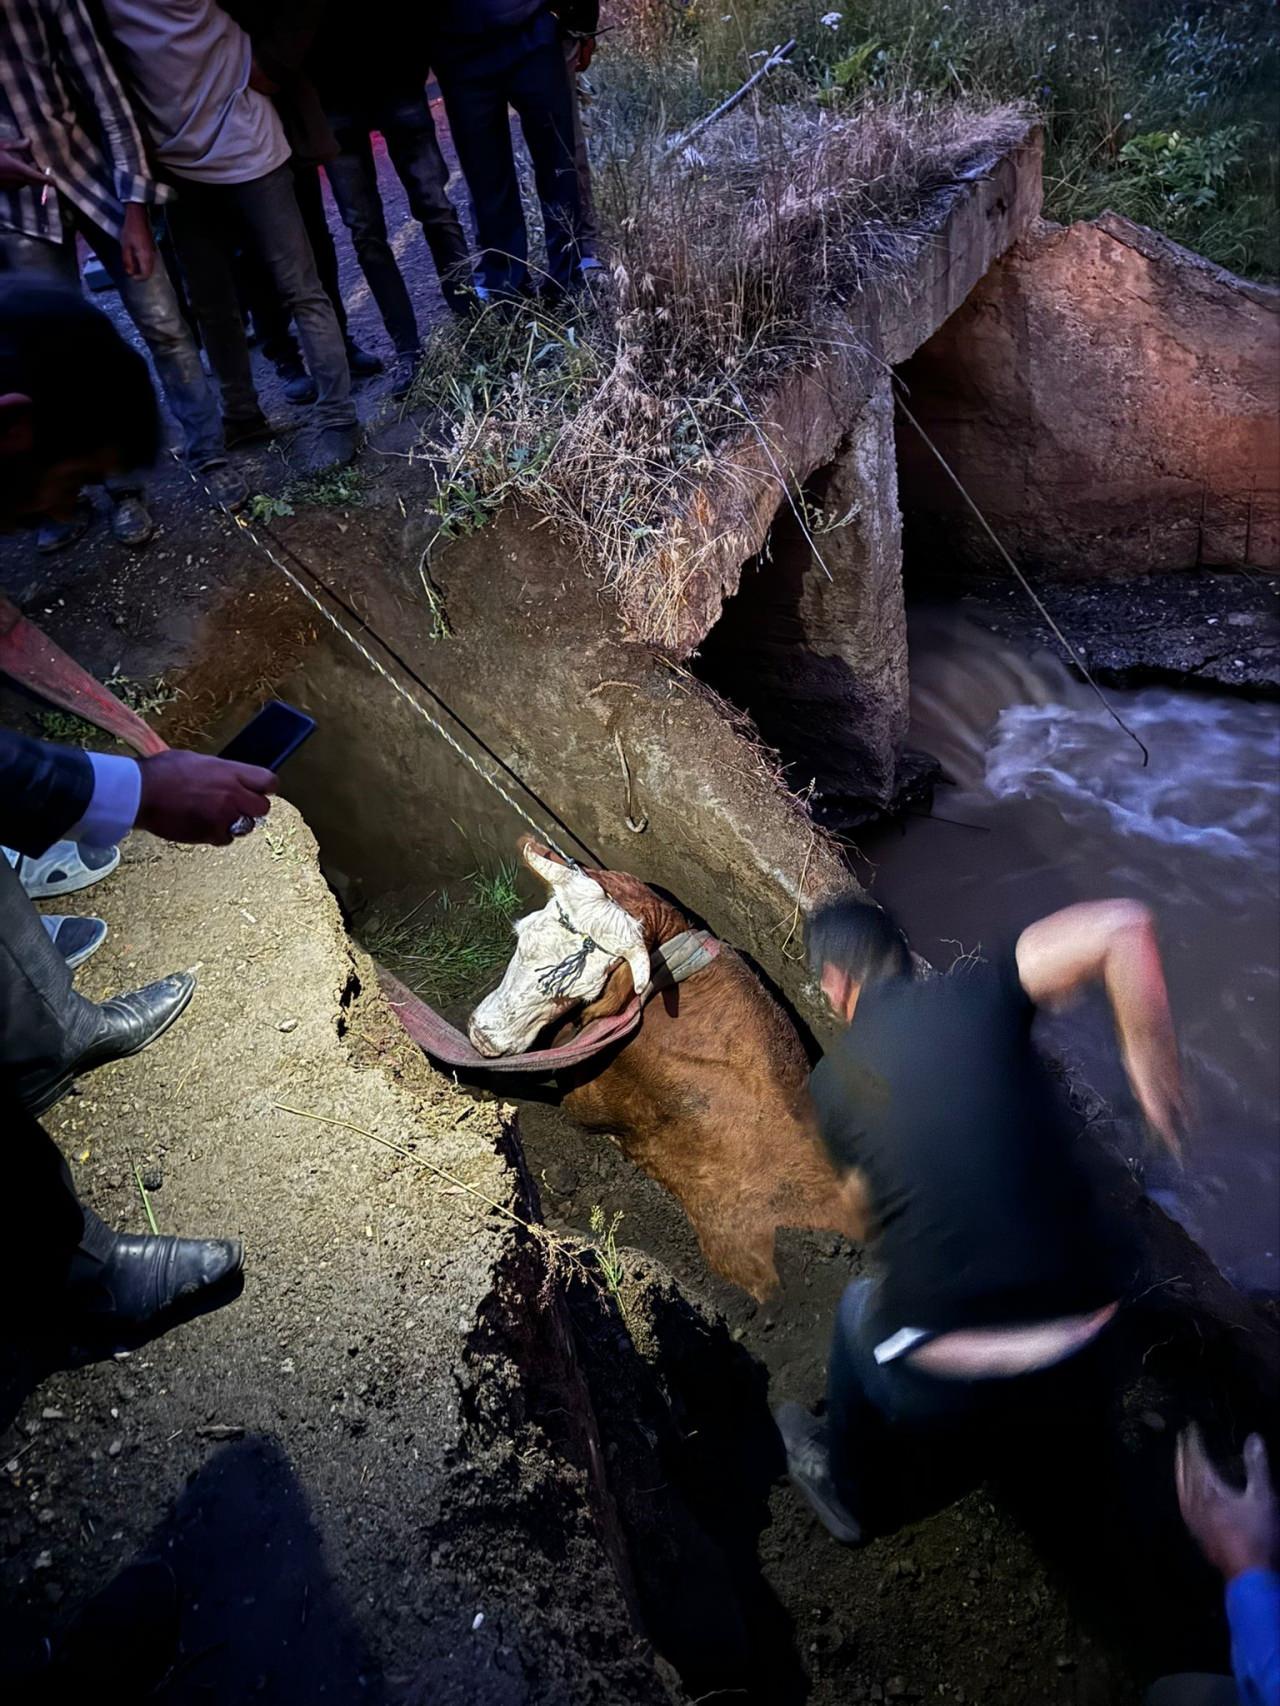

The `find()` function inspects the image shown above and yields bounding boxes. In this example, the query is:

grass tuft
[36,672,179,747]
[412,93,1029,644]
[406,0,1275,639]
[360,863,522,1010]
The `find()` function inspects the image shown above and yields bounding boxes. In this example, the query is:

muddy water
[863,611,1280,1296]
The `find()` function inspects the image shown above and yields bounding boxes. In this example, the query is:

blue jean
[166,165,355,429]
[827,1277,1115,1534]
[436,11,583,295]
[326,89,474,341]
[0,212,225,469]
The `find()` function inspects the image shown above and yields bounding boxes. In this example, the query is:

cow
[468,836,869,1299]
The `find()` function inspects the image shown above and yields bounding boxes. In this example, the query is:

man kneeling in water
[777,896,1185,1544]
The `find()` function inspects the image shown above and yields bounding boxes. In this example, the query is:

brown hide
[556,865,868,1299]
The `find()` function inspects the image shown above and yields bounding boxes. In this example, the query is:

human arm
[1176,1427,1280,1706]
[54,0,165,212]
[0,728,95,855]
[1015,900,1186,1158]
[118,203,155,280]
[557,0,599,64]
[1,732,278,853]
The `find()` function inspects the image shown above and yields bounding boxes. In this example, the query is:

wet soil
[913,568,1280,697]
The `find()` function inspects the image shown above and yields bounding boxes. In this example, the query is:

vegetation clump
[409,0,1275,641]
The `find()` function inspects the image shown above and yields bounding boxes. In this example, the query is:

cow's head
[467,836,651,1057]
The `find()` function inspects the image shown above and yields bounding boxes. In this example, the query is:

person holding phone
[0,275,281,1341]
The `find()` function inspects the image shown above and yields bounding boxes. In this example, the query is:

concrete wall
[694,372,909,811]
[896,213,1280,577]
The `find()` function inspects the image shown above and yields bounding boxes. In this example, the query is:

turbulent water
[866,611,1280,1295]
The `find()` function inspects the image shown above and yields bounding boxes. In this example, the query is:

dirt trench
[3,470,1278,1704]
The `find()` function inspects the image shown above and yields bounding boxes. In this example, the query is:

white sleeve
[67,752,142,849]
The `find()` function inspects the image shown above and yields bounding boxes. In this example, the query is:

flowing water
[863,610,1280,1295]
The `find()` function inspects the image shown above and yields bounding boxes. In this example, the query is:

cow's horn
[623,939,651,997]
[524,844,568,888]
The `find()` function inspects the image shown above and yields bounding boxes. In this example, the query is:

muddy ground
[0,815,673,1705]
[911,568,1280,696]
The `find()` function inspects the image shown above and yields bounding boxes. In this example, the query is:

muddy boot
[36,500,93,554]
[109,492,155,548]
[774,1401,864,1545]
[276,352,318,405]
[196,458,248,512]
[390,349,421,401]
[297,423,358,478]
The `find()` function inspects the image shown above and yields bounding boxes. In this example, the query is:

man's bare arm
[1016,901,1186,1158]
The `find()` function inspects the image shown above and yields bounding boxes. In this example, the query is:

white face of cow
[468,846,651,1058]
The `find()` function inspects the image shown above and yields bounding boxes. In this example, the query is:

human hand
[0,138,47,190]
[1176,1426,1277,1582]
[120,203,156,281]
[135,750,278,846]
[572,36,596,72]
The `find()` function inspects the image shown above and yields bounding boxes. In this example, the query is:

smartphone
[219,700,316,772]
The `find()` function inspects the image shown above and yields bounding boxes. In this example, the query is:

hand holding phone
[135,751,278,846]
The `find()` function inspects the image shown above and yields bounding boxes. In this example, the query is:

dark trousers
[244,158,351,370]
[0,854,99,1094]
[827,1278,1115,1534]
[326,88,473,343]
[4,1087,85,1309]
[436,11,583,296]
[166,164,355,429]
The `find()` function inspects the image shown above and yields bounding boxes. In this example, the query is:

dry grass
[411,92,1030,645]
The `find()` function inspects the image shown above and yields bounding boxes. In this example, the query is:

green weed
[589,1204,630,1330]
[286,465,366,510]
[246,491,294,524]
[360,862,523,1010]
[36,672,178,747]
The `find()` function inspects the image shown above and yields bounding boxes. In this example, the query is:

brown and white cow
[469,836,868,1299]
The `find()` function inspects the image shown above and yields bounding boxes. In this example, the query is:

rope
[176,457,594,861]
[893,386,1150,768]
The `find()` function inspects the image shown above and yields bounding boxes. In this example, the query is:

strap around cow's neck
[647,929,719,995]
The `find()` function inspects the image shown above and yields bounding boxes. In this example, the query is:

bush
[612,0,1278,277]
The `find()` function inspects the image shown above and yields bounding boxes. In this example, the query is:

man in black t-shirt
[777,895,1185,1544]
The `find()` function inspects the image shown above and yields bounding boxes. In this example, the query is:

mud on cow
[469,837,868,1299]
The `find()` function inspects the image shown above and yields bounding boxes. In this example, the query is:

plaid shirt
[0,0,169,245]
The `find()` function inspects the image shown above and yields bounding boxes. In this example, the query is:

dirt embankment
[0,808,675,1705]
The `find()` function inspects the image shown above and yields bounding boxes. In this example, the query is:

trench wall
[896,212,1280,577]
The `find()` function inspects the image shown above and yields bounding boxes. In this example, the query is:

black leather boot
[21,971,196,1117]
[66,1207,243,1332]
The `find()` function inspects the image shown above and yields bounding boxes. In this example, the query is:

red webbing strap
[0,594,167,757]
[377,965,644,1074]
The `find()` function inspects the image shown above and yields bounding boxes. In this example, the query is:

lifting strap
[0,594,167,757]
[380,929,720,1075]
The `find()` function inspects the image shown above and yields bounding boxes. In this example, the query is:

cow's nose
[468,1019,501,1058]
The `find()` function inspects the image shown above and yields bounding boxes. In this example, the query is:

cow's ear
[522,839,569,888]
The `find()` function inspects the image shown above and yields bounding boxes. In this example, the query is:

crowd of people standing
[0,0,601,549]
